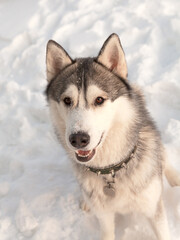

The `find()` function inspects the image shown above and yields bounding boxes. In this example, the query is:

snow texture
[0,0,180,239]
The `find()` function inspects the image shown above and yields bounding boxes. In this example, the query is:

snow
[0,0,180,239]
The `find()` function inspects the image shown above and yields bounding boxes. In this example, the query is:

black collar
[85,145,137,176]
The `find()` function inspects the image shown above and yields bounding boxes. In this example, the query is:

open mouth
[74,132,104,163]
[75,149,96,162]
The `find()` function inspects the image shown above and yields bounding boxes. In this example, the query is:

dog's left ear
[97,33,128,79]
[46,40,72,82]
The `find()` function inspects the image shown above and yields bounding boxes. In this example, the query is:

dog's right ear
[46,40,72,82]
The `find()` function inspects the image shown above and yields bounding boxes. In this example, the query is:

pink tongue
[77,150,91,156]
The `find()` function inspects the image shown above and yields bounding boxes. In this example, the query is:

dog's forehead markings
[78,84,86,108]
[75,58,93,86]
[75,59,85,89]
[62,84,78,99]
[86,85,108,101]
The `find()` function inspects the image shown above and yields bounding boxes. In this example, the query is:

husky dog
[45,34,180,240]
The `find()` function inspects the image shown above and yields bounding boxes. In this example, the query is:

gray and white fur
[45,33,180,240]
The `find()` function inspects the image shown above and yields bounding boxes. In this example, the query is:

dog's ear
[97,33,128,79]
[46,40,72,82]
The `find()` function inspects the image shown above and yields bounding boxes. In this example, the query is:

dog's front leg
[149,199,170,240]
[79,198,90,212]
[97,212,115,240]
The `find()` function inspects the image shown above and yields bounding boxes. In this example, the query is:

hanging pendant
[103,184,116,198]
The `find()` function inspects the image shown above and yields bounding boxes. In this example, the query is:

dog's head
[46,34,134,164]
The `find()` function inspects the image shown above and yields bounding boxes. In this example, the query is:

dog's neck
[85,144,137,176]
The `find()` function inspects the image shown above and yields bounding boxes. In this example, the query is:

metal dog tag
[103,185,116,198]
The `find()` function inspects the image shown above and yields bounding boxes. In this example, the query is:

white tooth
[78,154,88,157]
[77,151,92,158]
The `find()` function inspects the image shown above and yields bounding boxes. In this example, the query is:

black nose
[69,132,90,148]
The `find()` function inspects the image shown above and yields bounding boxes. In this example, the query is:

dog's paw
[79,200,90,212]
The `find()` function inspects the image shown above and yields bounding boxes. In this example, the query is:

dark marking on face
[45,58,132,103]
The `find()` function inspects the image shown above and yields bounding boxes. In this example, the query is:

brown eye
[63,97,72,106]
[95,97,104,105]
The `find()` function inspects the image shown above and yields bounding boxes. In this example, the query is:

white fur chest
[78,169,162,218]
[79,171,132,213]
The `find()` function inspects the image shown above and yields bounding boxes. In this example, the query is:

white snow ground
[0,0,180,239]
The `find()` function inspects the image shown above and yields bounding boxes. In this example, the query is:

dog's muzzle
[69,131,104,163]
[69,131,95,162]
